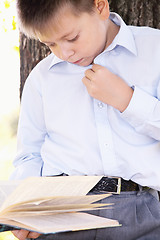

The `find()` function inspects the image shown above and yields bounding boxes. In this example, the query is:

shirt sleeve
[10,69,46,180]
[120,85,160,141]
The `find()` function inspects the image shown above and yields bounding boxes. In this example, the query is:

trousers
[28,189,160,240]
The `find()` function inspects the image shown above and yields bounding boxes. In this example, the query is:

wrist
[118,86,134,112]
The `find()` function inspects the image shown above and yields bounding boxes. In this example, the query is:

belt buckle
[108,176,121,194]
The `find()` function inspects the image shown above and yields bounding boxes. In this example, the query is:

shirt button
[97,102,104,108]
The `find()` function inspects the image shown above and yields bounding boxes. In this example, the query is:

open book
[0,176,120,234]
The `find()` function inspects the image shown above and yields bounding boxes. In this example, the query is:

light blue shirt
[11,13,160,191]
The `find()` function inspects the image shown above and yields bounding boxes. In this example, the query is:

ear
[94,0,110,20]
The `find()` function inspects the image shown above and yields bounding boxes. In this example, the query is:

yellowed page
[0,218,39,232]
[0,176,102,211]
[7,194,111,211]
[1,212,120,234]
[2,203,113,217]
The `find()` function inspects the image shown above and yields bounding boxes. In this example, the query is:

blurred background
[0,0,19,180]
[0,0,19,239]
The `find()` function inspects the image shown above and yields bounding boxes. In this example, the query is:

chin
[78,59,93,67]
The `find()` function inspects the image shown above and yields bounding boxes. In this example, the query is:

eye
[68,35,79,42]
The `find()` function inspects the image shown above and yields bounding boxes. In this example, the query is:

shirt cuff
[120,86,158,128]
[10,158,43,180]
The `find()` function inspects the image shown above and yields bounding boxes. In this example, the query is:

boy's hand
[82,64,133,112]
[12,229,41,240]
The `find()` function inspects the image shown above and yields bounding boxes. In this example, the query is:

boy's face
[38,3,110,67]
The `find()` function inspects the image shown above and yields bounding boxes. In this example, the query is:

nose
[59,44,75,61]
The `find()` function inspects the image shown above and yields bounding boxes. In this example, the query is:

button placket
[97,102,104,108]
[94,99,117,173]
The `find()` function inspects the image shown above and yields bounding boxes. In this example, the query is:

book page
[0,176,103,211]
[0,218,39,232]
[2,203,113,217]
[0,212,120,234]
[5,194,111,211]
[0,194,112,217]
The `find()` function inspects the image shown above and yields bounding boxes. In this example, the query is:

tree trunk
[109,0,160,28]
[19,33,51,98]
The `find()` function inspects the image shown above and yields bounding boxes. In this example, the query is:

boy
[11,0,160,239]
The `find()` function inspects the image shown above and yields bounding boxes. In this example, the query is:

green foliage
[0,0,19,54]
[4,0,11,9]
[0,0,17,32]
[12,15,16,30]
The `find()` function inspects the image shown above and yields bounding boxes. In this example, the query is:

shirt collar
[106,12,137,56]
[48,12,137,70]
[48,54,64,70]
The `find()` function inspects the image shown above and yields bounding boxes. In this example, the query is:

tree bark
[19,0,160,97]
[19,33,51,98]
[109,0,160,28]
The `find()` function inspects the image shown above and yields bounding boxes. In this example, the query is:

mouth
[71,58,84,65]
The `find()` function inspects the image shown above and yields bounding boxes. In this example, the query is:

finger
[28,231,41,238]
[82,76,92,88]
[12,229,30,240]
[92,64,102,72]
[85,68,95,81]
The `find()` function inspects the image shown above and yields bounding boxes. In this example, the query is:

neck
[105,19,120,50]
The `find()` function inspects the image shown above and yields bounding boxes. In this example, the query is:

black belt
[90,177,140,194]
